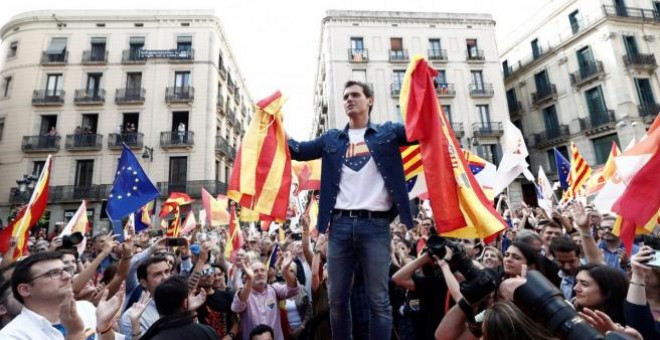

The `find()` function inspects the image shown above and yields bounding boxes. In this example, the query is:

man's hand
[50,236,63,251]
[96,283,126,333]
[198,242,212,264]
[570,202,591,235]
[101,237,118,256]
[301,214,310,233]
[242,262,254,282]
[187,289,207,311]
[127,291,151,328]
[282,250,293,271]
[59,291,84,338]
[121,237,134,259]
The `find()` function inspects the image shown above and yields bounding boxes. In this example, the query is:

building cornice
[321,10,495,28]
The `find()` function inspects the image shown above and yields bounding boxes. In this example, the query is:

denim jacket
[288,121,415,233]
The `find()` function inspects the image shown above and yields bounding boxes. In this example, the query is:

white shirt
[0,301,124,340]
[335,128,392,211]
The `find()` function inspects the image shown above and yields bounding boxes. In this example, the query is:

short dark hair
[154,276,188,316]
[344,80,373,99]
[541,221,562,232]
[508,241,541,270]
[11,251,63,304]
[250,324,275,339]
[576,264,628,324]
[56,248,79,261]
[549,236,581,257]
[137,256,168,282]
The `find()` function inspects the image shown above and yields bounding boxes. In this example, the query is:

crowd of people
[0,80,657,340]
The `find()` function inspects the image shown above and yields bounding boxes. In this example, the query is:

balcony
[389,49,409,62]
[160,131,194,148]
[466,49,485,63]
[451,123,465,137]
[531,124,569,148]
[219,64,227,79]
[169,49,194,63]
[156,180,228,198]
[32,90,65,106]
[50,185,112,202]
[217,95,225,113]
[74,89,105,105]
[623,53,657,71]
[227,82,236,94]
[41,51,68,65]
[21,135,61,152]
[428,49,448,62]
[602,5,660,22]
[65,134,103,150]
[81,50,108,64]
[121,49,146,64]
[216,135,236,159]
[348,49,369,63]
[508,101,523,116]
[569,61,605,88]
[108,132,144,149]
[469,83,494,98]
[435,83,456,98]
[638,103,660,123]
[165,86,194,104]
[226,108,239,127]
[115,88,146,105]
[472,122,504,137]
[532,84,557,106]
[391,83,402,97]
[579,110,617,135]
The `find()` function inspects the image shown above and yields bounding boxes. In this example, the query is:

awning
[177,36,192,43]
[129,36,145,44]
[46,38,67,54]
[91,37,106,44]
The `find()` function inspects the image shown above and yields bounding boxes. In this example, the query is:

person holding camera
[622,245,660,339]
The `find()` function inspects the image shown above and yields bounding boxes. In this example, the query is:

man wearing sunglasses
[196,264,239,339]
[0,252,123,339]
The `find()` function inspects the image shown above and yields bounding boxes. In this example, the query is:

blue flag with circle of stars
[106,144,160,222]
[553,148,571,189]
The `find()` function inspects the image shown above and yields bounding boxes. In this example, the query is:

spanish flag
[59,200,90,255]
[159,192,193,217]
[586,141,620,196]
[228,91,292,222]
[292,159,321,191]
[225,205,244,259]
[563,142,592,201]
[201,188,229,226]
[399,56,506,239]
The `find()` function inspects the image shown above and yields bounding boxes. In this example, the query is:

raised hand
[59,291,84,337]
[127,291,151,326]
[187,289,207,311]
[578,307,620,334]
[198,241,212,264]
[570,201,590,233]
[95,283,126,333]
[282,250,294,270]
[242,261,255,281]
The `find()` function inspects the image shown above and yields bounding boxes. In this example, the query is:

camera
[423,235,480,280]
[61,232,84,249]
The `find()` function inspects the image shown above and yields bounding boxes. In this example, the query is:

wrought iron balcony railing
[65,134,103,150]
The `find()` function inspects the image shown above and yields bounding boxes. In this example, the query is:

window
[392,70,406,89]
[126,72,142,93]
[177,36,192,52]
[90,37,106,61]
[40,115,57,135]
[75,160,94,187]
[569,10,581,34]
[476,105,491,126]
[635,78,656,107]
[429,39,441,52]
[531,39,542,59]
[435,69,447,85]
[615,0,628,16]
[218,51,224,69]
[592,134,619,164]
[351,37,364,51]
[542,105,560,135]
[129,37,145,60]
[466,39,479,58]
[477,144,502,165]
[506,89,518,112]
[215,160,221,182]
[390,37,403,51]
[585,86,608,120]
[86,73,102,96]
[81,114,98,133]
[351,70,367,83]
[547,146,568,173]
[623,35,638,56]
[169,157,188,191]
[46,38,67,55]
[502,60,510,78]
[534,70,551,94]
[3,77,11,98]
[33,160,46,176]
[471,70,484,89]
[8,41,17,58]
[46,74,63,95]
[0,117,4,141]
[576,47,595,75]
[174,71,191,89]
[442,105,452,123]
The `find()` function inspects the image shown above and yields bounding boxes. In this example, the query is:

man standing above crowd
[288,80,415,340]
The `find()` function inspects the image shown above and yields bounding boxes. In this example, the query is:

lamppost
[142,146,154,162]
[13,173,38,204]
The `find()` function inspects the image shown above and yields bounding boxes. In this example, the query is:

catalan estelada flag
[225,205,244,259]
[228,91,292,222]
[165,205,182,237]
[399,55,506,239]
[7,155,52,259]
[564,142,592,201]
[159,192,193,217]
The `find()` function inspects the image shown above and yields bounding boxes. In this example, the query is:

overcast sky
[1,0,550,139]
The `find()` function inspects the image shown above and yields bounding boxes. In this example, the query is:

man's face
[250,262,268,289]
[19,259,72,304]
[93,235,107,253]
[554,250,580,276]
[291,241,303,256]
[459,239,478,259]
[142,261,171,294]
[542,226,562,245]
[600,219,618,242]
[0,288,22,325]
[343,84,372,118]
[60,254,76,274]
[33,242,49,254]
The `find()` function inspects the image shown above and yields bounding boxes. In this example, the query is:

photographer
[623,245,660,339]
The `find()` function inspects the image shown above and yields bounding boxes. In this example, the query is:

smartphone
[647,250,660,268]
[165,238,187,247]
[291,233,302,241]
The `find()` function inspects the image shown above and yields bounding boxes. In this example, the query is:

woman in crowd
[503,241,541,278]
[623,245,660,339]
[481,300,556,340]
[573,263,628,325]
[480,246,503,271]
[281,261,312,339]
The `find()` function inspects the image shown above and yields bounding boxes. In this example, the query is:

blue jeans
[327,214,392,340]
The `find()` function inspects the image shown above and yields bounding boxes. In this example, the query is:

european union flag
[106,145,160,222]
[554,148,571,189]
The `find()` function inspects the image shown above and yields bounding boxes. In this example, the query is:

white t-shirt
[334,128,392,211]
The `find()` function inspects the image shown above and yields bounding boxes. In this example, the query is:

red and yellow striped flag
[201,188,229,226]
[564,142,592,201]
[159,192,193,217]
[165,205,181,237]
[399,55,506,240]
[228,91,292,222]
[8,155,52,259]
[225,205,244,259]
[291,159,321,191]
[586,141,621,196]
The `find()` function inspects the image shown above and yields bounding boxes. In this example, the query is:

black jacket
[141,311,216,340]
